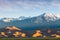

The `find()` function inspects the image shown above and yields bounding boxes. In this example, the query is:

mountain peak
[42,13,54,17]
[37,13,58,22]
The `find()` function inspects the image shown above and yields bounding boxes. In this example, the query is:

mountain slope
[0,13,60,30]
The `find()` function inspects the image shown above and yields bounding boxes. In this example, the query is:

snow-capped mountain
[35,13,59,23]
[18,16,31,20]
[0,13,59,22]
[38,13,58,21]
[0,16,30,22]
[0,13,60,30]
[42,13,57,21]
[0,18,14,22]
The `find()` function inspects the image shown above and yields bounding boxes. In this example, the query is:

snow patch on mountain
[35,13,59,23]
[42,13,57,21]
[1,18,14,22]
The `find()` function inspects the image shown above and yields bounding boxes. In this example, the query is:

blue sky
[0,0,60,18]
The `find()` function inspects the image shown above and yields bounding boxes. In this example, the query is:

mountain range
[0,13,60,30]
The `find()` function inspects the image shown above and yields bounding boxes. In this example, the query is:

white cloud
[0,0,60,11]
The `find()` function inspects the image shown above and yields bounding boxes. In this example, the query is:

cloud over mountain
[0,0,60,10]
